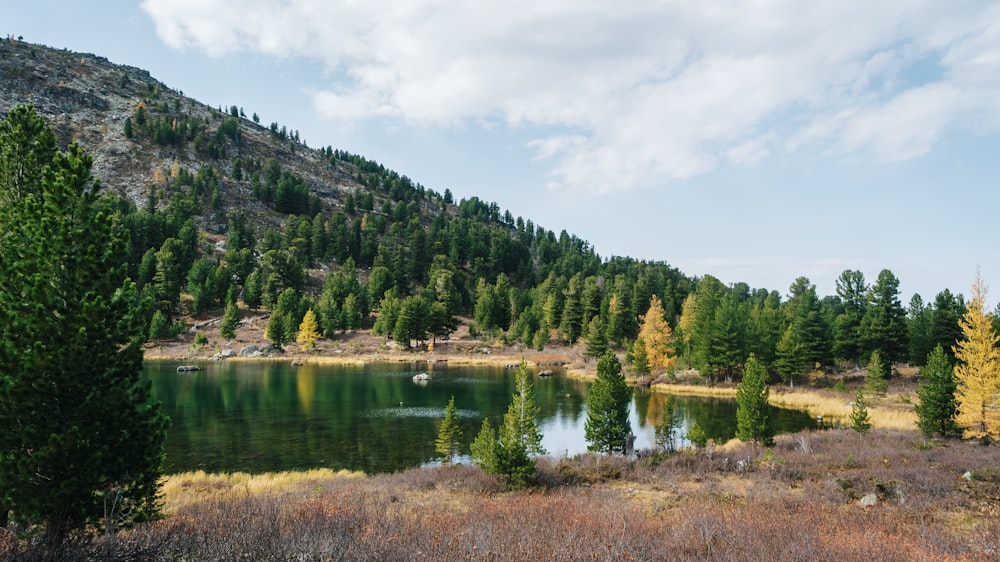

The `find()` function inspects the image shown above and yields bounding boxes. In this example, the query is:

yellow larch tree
[953,273,1000,439]
[296,308,322,351]
[638,294,676,375]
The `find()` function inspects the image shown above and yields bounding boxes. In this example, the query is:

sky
[6,1,1000,306]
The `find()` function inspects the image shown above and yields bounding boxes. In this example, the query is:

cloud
[142,1,1000,192]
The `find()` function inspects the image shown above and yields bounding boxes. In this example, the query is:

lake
[144,360,820,474]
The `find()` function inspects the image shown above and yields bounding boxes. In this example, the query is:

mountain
[0,38,694,358]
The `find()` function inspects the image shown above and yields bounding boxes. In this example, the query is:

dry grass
[656,380,920,430]
[5,429,998,561]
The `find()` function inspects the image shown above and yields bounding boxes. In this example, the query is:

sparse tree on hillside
[220,300,240,340]
[953,273,1000,440]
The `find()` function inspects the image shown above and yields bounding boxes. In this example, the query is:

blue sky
[7,1,1000,306]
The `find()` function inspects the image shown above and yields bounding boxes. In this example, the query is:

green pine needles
[736,354,774,446]
[0,105,168,552]
[585,351,632,454]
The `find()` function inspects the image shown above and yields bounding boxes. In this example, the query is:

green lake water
[145,361,820,474]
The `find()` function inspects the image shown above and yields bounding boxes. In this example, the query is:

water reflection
[145,361,818,474]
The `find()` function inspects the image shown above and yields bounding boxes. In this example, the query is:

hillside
[2,38,961,385]
[2,38,700,369]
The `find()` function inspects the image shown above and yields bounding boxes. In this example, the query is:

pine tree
[0,105,167,551]
[265,311,290,348]
[148,309,172,341]
[627,337,651,378]
[243,269,263,310]
[953,273,1000,440]
[637,294,676,375]
[915,345,959,436]
[500,361,545,455]
[470,419,498,473]
[850,387,872,434]
[654,396,678,452]
[585,352,632,454]
[584,315,608,359]
[860,269,908,366]
[773,323,804,387]
[220,300,240,340]
[736,354,773,446]
[865,349,889,396]
[435,396,463,464]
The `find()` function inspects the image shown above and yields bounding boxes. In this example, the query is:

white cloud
[142,0,1000,192]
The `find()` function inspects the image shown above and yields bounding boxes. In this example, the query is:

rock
[213,349,236,361]
[962,471,974,481]
[859,493,878,507]
[239,345,260,357]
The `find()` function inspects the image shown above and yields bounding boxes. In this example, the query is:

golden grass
[160,469,364,513]
[655,383,919,431]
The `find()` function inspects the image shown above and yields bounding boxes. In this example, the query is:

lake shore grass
[7,428,996,561]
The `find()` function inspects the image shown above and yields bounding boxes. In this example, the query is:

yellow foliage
[638,295,676,374]
[953,273,1000,439]
[297,308,322,351]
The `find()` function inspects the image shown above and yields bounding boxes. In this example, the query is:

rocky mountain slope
[0,38,394,231]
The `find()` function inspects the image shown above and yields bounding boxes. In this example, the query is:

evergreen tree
[915,345,959,436]
[637,294,676,375]
[860,269,908,366]
[785,277,832,369]
[220,300,240,340]
[832,269,867,366]
[687,422,709,448]
[907,294,935,366]
[627,337,651,378]
[470,418,498,474]
[953,273,1000,440]
[500,362,545,455]
[605,292,628,348]
[559,273,584,344]
[850,387,872,434]
[585,352,632,454]
[435,396,463,464]
[296,308,321,350]
[584,315,608,359]
[931,289,964,363]
[736,354,774,446]
[0,105,167,551]
[773,323,805,387]
[865,349,889,396]
[243,269,263,310]
[654,396,678,452]
[148,309,172,341]
[710,292,746,382]
[265,311,290,348]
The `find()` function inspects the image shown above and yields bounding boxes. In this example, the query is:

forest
[111,89,993,388]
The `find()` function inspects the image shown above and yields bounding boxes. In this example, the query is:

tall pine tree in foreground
[915,345,958,437]
[953,273,1000,440]
[0,105,167,552]
[736,354,774,446]
[585,352,632,454]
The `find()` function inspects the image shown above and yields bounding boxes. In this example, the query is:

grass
[656,380,920,430]
[4,429,998,561]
